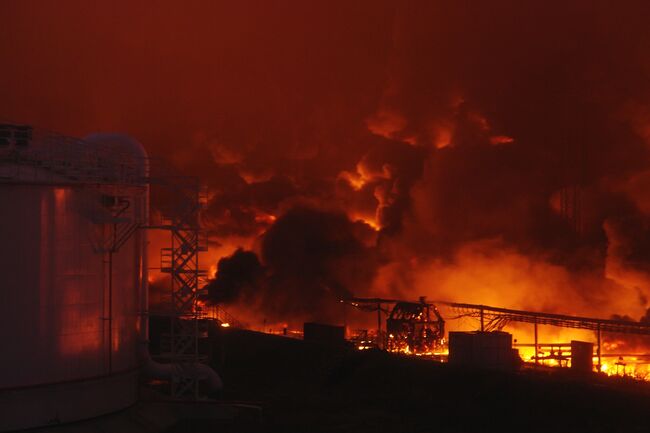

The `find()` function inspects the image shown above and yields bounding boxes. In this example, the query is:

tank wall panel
[0,184,143,389]
[0,132,149,431]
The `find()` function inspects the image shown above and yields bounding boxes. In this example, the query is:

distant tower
[559,114,585,236]
[560,185,582,235]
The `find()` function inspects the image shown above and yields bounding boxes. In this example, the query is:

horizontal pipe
[138,343,223,392]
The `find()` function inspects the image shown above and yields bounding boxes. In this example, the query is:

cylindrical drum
[0,128,148,431]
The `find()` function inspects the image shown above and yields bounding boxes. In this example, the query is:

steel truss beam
[439,301,650,335]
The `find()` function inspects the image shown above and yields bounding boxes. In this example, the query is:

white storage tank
[0,125,148,431]
[448,331,520,371]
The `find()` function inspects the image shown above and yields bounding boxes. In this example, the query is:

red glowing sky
[4,1,650,324]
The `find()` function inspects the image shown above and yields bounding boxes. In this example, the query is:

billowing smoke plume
[4,1,650,332]
[205,249,264,303]
[204,207,380,324]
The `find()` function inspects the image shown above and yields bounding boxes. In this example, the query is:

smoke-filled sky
[4,1,650,325]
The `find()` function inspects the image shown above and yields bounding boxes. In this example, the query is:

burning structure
[386,298,445,355]
[342,296,650,379]
[344,297,446,355]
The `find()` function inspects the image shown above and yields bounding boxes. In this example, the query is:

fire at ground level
[208,325,650,433]
[141,317,650,433]
[200,298,650,381]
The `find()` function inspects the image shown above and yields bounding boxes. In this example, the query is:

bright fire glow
[350,213,381,231]
[489,135,515,145]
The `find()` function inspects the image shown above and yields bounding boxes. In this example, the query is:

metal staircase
[155,179,212,399]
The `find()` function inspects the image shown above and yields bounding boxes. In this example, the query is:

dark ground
[209,327,650,433]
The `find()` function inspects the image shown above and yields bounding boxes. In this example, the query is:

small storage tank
[303,322,346,346]
[0,125,149,431]
[448,331,519,371]
[570,340,594,373]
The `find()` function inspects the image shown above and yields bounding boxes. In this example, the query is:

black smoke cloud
[203,175,297,237]
[205,248,264,303]
[204,207,380,323]
[363,3,650,288]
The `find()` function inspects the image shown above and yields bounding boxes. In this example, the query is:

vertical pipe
[107,216,121,375]
[140,142,151,369]
[342,301,347,338]
[377,302,382,350]
[194,304,199,400]
[597,324,602,372]
[169,230,175,359]
[108,250,113,374]
[534,319,538,367]
[107,212,122,375]
[194,223,200,366]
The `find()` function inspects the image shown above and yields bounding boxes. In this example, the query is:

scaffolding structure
[386,299,445,354]
[150,167,211,400]
[343,297,446,354]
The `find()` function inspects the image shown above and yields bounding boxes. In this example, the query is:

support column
[342,301,347,338]
[480,307,484,332]
[377,302,382,350]
[597,324,602,372]
[534,319,538,367]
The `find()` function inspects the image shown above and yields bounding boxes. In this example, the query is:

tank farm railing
[0,125,144,254]
[199,304,244,329]
[0,123,141,186]
[438,301,650,371]
[0,123,152,264]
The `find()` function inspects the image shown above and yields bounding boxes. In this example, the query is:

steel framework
[386,300,445,354]
[153,172,211,400]
[440,302,650,335]
[343,297,397,349]
[343,297,446,353]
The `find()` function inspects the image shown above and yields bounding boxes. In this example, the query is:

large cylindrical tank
[0,126,148,431]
